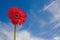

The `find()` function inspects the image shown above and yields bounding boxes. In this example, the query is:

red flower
[7,6,26,25]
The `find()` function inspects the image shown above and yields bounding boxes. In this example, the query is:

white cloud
[1,22,60,40]
[53,36,60,40]
[16,30,44,40]
[0,21,45,40]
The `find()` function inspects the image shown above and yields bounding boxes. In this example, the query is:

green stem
[14,25,16,40]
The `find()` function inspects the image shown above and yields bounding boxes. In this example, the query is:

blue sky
[0,0,60,40]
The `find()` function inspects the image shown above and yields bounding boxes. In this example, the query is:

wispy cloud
[38,0,60,29]
[47,0,60,29]
[48,0,60,19]
[42,1,55,11]
[38,0,55,13]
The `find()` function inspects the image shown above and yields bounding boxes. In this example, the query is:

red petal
[7,6,26,25]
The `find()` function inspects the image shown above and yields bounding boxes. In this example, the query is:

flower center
[15,14,18,17]
[15,13,19,18]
